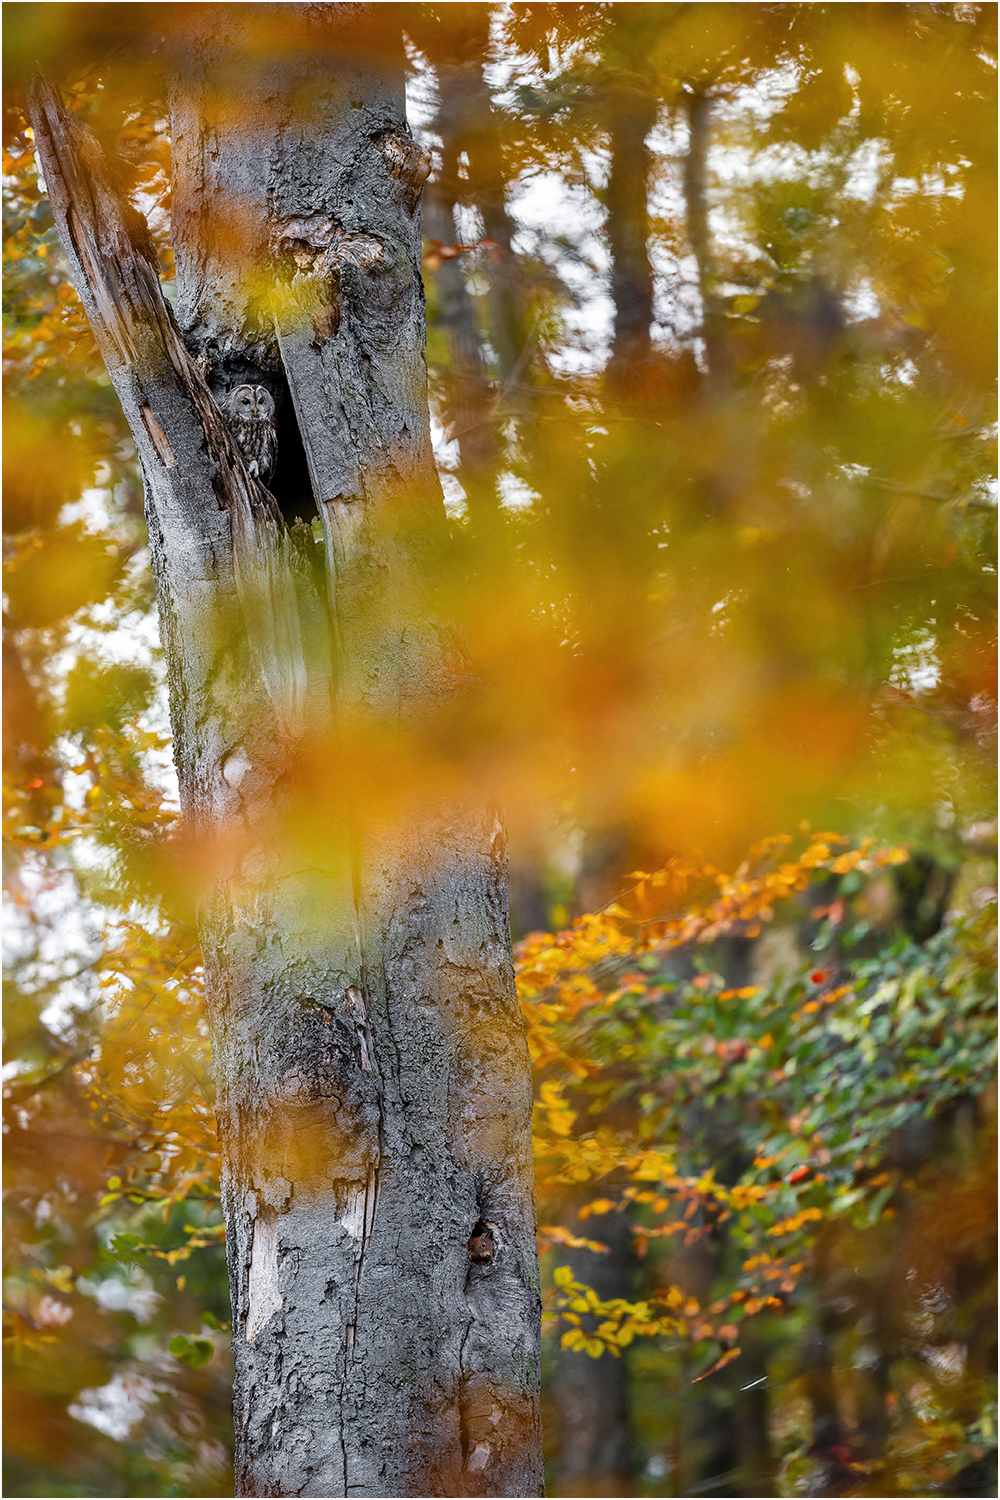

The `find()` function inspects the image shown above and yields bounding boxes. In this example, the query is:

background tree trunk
[30,8,543,1495]
[605,85,657,394]
[424,6,527,385]
[681,88,728,390]
[547,1194,635,1497]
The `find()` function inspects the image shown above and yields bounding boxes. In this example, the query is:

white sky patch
[842,277,880,322]
[59,485,116,531]
[843,137,890,200]
[78,1269,162,1324]
[507,166,613,375]
[724,62,802,127]
[891,626,941,695]
[439,471,468,521]
[65,577,161,668]
[488,4,563,94]
[69,1370,158,1442]
[887,357,919,389]
[404,43,440,136]
[430,413,468,521]
[40,528,178,807]
[137,712,179,809]
[496,472,539,511]
[451,200,485,250]
[2,853,104,1038]
[648,110,703,345]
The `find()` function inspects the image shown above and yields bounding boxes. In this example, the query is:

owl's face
[227,384,276,420]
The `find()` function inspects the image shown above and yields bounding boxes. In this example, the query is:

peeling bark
[30,8,542,1495]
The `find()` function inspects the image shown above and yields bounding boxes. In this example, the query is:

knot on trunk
[378,129,432,212]
[272,216,387,344]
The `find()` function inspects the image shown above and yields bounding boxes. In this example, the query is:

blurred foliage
[3,2,997,1496]
[525,835,996,1494]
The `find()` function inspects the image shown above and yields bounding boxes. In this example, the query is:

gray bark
[30,8,542,1495]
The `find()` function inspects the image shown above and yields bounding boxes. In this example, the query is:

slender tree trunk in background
[732,1322,778,1497]
[424,158,501,517]
[798,1229,853,1498]
[30,7,543,1495]
[548,1194,635,1497]
[424,6,528,384]
[605,84,657,392]
[681,88,728,388]
[420,10,527,611]
[540,38,662,1486]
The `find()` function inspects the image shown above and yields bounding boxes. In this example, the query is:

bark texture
[30,9,542,1495]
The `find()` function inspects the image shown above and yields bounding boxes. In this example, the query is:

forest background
[2,3,996,1497]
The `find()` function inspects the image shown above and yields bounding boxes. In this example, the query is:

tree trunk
[547,1194,635,1497]
[29,8,543,1496]
[681,88,728,389]
[423,7,528,385]
[424,127,501,519]
[605,84,657,392]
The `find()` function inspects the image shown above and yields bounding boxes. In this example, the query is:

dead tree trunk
[30,8,542,1496]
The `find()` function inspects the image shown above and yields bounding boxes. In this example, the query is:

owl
[221,384,278,485]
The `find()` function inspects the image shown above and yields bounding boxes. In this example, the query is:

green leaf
[168,1333,215,1367]
[188,1339,215,1368]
